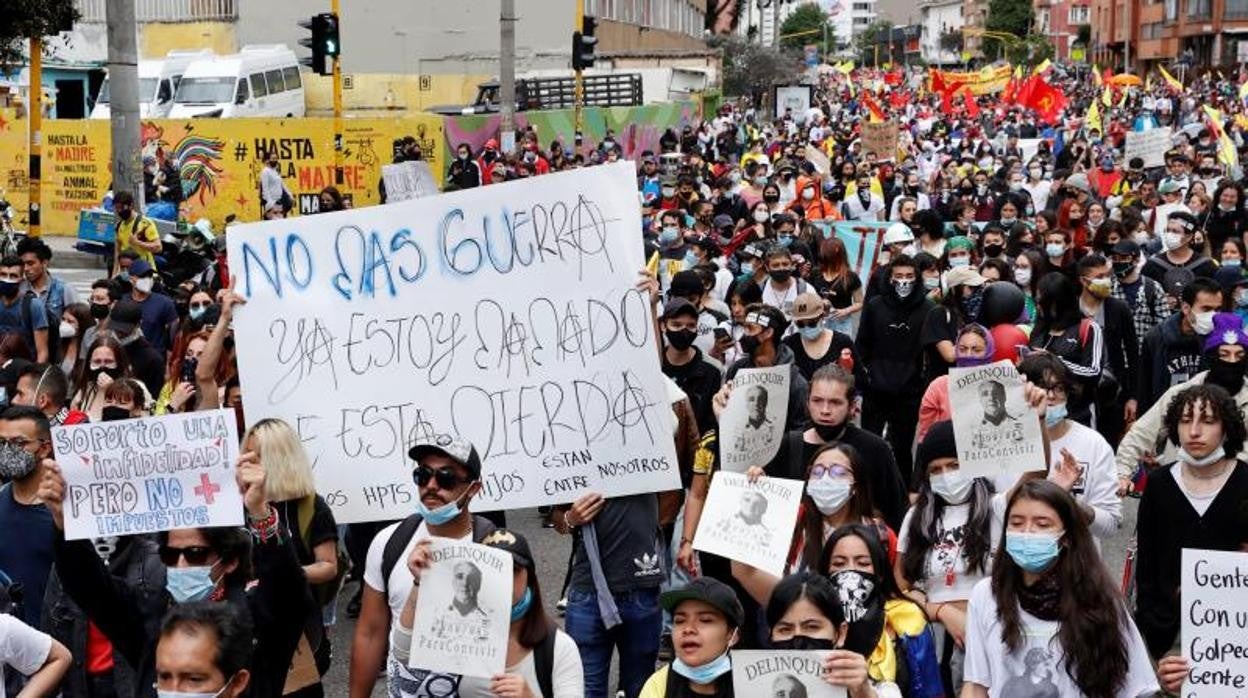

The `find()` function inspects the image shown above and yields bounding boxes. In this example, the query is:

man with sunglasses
[40,446,312,698]
[349,433,498,698]
[0,405,56,629]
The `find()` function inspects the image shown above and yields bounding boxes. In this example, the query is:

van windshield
[97,78,159,104]
[174,77,236,104]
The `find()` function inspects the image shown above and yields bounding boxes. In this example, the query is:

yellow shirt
[116,215,159,268]
[638,666,672,698]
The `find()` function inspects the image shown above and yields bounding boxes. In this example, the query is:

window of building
[1187,0,1210,17]
[1231,0,1248,16]
[1164,0,1177,21]
[1068,4,1090,22]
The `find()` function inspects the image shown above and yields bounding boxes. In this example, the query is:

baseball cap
[1158,179,1183,195]
[480,529,534,570]
[1162,268,1195,297]
[946,266,986,288]
[791,292,826,321]
[660,577,745,628]
[1065,173,1090,194]
[108,299,143,337]
[1110,239,1140,257]
[660,297,698,321]
[669,270,705,299]
[408,433,482,480]
[712,214,735,230]
[128,259,155,277]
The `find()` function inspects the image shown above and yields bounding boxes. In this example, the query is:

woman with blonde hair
[242,418,341,697]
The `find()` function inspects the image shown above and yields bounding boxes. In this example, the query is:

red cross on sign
[194,474,221,505]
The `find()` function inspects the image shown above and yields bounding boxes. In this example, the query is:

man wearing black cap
[0,256,49,362]
[1109,239,1171,346]
[349,434,497,698]
[126,259,179,356]
[660,298,722,434]
[107,299,165,399]
[1141,211,1217,284]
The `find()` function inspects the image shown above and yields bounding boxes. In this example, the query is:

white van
[90,49,212,119]
[168,45,305,119]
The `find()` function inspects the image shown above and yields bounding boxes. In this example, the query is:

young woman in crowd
[636,577,742,698]
[392,529,584,697]
[1011,248,1045,324]
[70,334,132,421]
[57,302,93,379]
[808,236,863,337]
[1029,273,1103,424]
[917,324,993,442]
[782,291,858,382]
[155,329,210,415]
[922,265,985,381]
[101,377,151,420]
[961,480,1160,697]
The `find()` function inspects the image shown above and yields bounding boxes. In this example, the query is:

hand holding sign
[36,460,66,531]
[407,538,433,582]
[1157,655,1188,694]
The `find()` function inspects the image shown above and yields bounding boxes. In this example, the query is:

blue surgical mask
[416,494,464,526]
[510,586,533,622]
[166,564,217,603]
[157,676,235,698]
[1045,243,1066,258]
[659,227,680,246]
[1044,402,1067,428]
[188,306,207,321]
[672,652,732,684]
[740,262,755,277]
[777,234,794,248]
[1224,258,1242,269]
[799,326,823,341]
[684,250,700,268]
[1005,530,1063,573]
[949,256,970,268]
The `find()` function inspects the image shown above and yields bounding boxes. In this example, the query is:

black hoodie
[855,279,935,397]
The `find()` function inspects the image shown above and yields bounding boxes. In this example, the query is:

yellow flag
[1145,73,1153,91]
[1033,58,1052,75]
[1117,88,1128,108]
[1202,105,1239,168]
[835,61,855,75]
[1092,65,1103,86]
[1101,86,1112,106]
[1159,65,1183,91]
[1085,99,1102,134]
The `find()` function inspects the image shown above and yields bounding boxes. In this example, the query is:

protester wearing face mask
[1022,161,1052,213]
[961,481,1159,698]
[56,302,92,380]
[917,324,993,441]
[635,578,741,698]
[154,603,253,698]
[448,142,481,189]
[1204,181,1247,251]
[1106,239,1169,348]
[660,298,723,434]
[125,259,179,357]
[1137,277,1223,415]
[104,298,166,401]
[923,265,985,383]
[0,406,58,631]
[1231,276,1248,326]
[0,256,49,363]
[111,191,161,277]
[1075,253,1139,436]
[863,224,917,302]
[40,444,312,698]
[1141,211,1217,284]
[1010,249,1044,323]
[781,292,859,384]
[842,173,885,222]
[760,246,808,320]
[70,334,131,421]
[153,330,208,416]
[718,303,809,434]
[856,255,935,484]
[896,421,1002,694]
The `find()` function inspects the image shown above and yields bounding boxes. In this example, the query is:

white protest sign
[719,366,789,472]
[381,160,438,202]
[1181,549,1248,697]
[805,145,831,175]
[775,85,812,117]
[732,651,845,697]
[51,410,241,541]
[410,538,511,678]
[692,472,803,578]
[1125,126,1174,168]
[948,361,1044,480]
[1019,138,1043,164]
[227,162,680,522]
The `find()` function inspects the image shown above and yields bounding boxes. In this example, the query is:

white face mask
[929,469,974,504]
[807,476,853,515]
[1192,310,1216,335]
[753,210,769,223]
[134,277,155,294]
[58,321,76,337]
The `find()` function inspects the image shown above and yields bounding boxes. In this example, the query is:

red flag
[884,69,903,86]
[861,92,885,121]
[888,90,908,110]
[929,68,947,95]
[1015,75,1039,106]
[1025,79,1067,122]
[963,87,979,118]
[939,80,966,115]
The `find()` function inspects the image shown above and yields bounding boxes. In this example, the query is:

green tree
[779,3,834,55]
[854,20,894,65]
[1004,34,1054,66]
[0,0,77,69]
[939,29,964,54]
[983,0,1033,59]
[715,34,804,100]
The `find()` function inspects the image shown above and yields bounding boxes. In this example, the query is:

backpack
[295,495,351,609]
[379,513,498,590]
[0,568,22,620]
[20,292,59,364]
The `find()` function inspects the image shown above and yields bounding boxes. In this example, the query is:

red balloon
[991,323,1029,364]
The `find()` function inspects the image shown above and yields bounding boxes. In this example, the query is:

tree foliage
[717,34,803,100]
[1,0,77,70]
[779,3,834,54]
[984,0,1034,56]
[1004,34,1054,66]
[854,20,894,65]
[939,29,964,54]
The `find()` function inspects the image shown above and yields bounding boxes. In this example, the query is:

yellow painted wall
[139,22,238,59]
[302,73,490,113]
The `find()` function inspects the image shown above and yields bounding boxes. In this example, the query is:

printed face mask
[0,442,37,480]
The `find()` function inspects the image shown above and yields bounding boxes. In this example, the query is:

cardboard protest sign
[410,538,512,678]
[719,366,790,472]
[381,160,438,202]
[861,121,898,161]
[805,145,831,175]
[227,162,680,521]
[692,472,803,577]
[732,651,845,697]
[1125,127,1174,168]
[1181,549,1248,697]
[51,410,241,541]
[948,361,1044,480]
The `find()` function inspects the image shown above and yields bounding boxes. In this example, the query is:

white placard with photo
[410,538,512,678]
[948,360,1045,480]
[693,471,804,577]
[732,650,846,697]
[719,366,790,473]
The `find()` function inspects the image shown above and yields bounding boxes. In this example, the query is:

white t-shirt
[962,579,1159,698]
[364,519,473,619]
[896,494,1005,602]
[0,614,52,698]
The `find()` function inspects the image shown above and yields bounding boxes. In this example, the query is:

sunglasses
[795,319,822,329]
[414,465,471,490]
[159,545,214,566]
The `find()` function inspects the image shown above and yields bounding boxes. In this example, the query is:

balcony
[76,0,237,23]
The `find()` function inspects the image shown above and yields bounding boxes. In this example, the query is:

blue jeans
[564,586,662,698]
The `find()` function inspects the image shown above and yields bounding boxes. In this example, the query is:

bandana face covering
[829,569,885,658]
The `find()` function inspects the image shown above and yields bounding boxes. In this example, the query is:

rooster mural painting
[140,121,226,207]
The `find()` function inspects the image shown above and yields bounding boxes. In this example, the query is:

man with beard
[1116,312,1248,494]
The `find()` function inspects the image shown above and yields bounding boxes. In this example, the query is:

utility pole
[106,0,144,213]
[574,0,585,137]
[28,36,42,237]
[500,0,516,153]
[332,0,343,186]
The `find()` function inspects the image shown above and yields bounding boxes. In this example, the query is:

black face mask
[739,333,762,356]
[763,194,780,204]
[770,635,837,651]
[665,328,697,351]
[1207,357,1246,395]
[90,303,111,320]
[769,269,793,283]
[91,366,122,381]
[101,406,132,422]
[983,243,1004,258]
[1112,261,1134,278]
[814,422,846,442]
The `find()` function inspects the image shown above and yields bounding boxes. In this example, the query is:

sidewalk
[41,234,108,271]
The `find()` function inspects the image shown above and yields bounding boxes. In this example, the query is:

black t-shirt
[781,330,856,384]
[920,306,959,382]
[807,270,862,310]
[275,495,338,565]
[569,493,664,593]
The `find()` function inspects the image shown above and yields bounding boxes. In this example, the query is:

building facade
[734,0,877,54]
[1035,0,1092,60]
[1093,0,1248,68]
[919,0,965,65]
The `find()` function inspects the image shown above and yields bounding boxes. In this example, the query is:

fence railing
[77,0,237,23]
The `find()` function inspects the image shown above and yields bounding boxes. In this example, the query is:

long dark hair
[902,466,995,585]
[72,334,132,401]
[819,524,905,603]
[1034,272,1083,334]
[794,443,878,571]
[514,563,555,649]
[992,480,1132,697]
[818,236,852,285]
[765,572,844,629]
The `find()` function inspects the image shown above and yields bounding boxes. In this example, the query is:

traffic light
[572,15,597,70]
[298,13,340,76]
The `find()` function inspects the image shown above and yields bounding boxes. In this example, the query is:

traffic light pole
[500,0,517,154]
[28,36,41,237]
[574,0,584,137]
[332,0,343,186]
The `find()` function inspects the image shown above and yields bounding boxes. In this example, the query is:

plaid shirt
[1110,274,1171,344]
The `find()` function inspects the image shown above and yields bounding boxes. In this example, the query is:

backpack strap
[786,429,805,479]
[296,495,316,548]
[532,629,558,698]
[380,514,425,594]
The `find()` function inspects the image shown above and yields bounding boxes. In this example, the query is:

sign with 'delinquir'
[410,538,512,678]
[52,409,242,541]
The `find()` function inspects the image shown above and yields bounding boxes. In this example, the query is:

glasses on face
[414,465,471,490]
[810,463,851,480]
[158,545,214,566]
[795,319,821,329]
[0,437,43,449]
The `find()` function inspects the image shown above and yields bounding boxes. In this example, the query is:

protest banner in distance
[948,361,1044,480]
[811,221,888,289]
[227,162,680,521]
[719,366,790,472]
[1125,127,1174,168]
[862,121,899,160]
[693,472,803,577]
[1181,548,1248,697]
[731,651,845,697]
[51,410,241,541]
[410,538,511,678]
[381,160,438,202]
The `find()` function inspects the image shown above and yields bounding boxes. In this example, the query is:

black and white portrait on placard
[410,538,511,678]
[949,360,1045,480]
[719,366,790,472]
[693,471,803,577]
[731,650,846,697]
